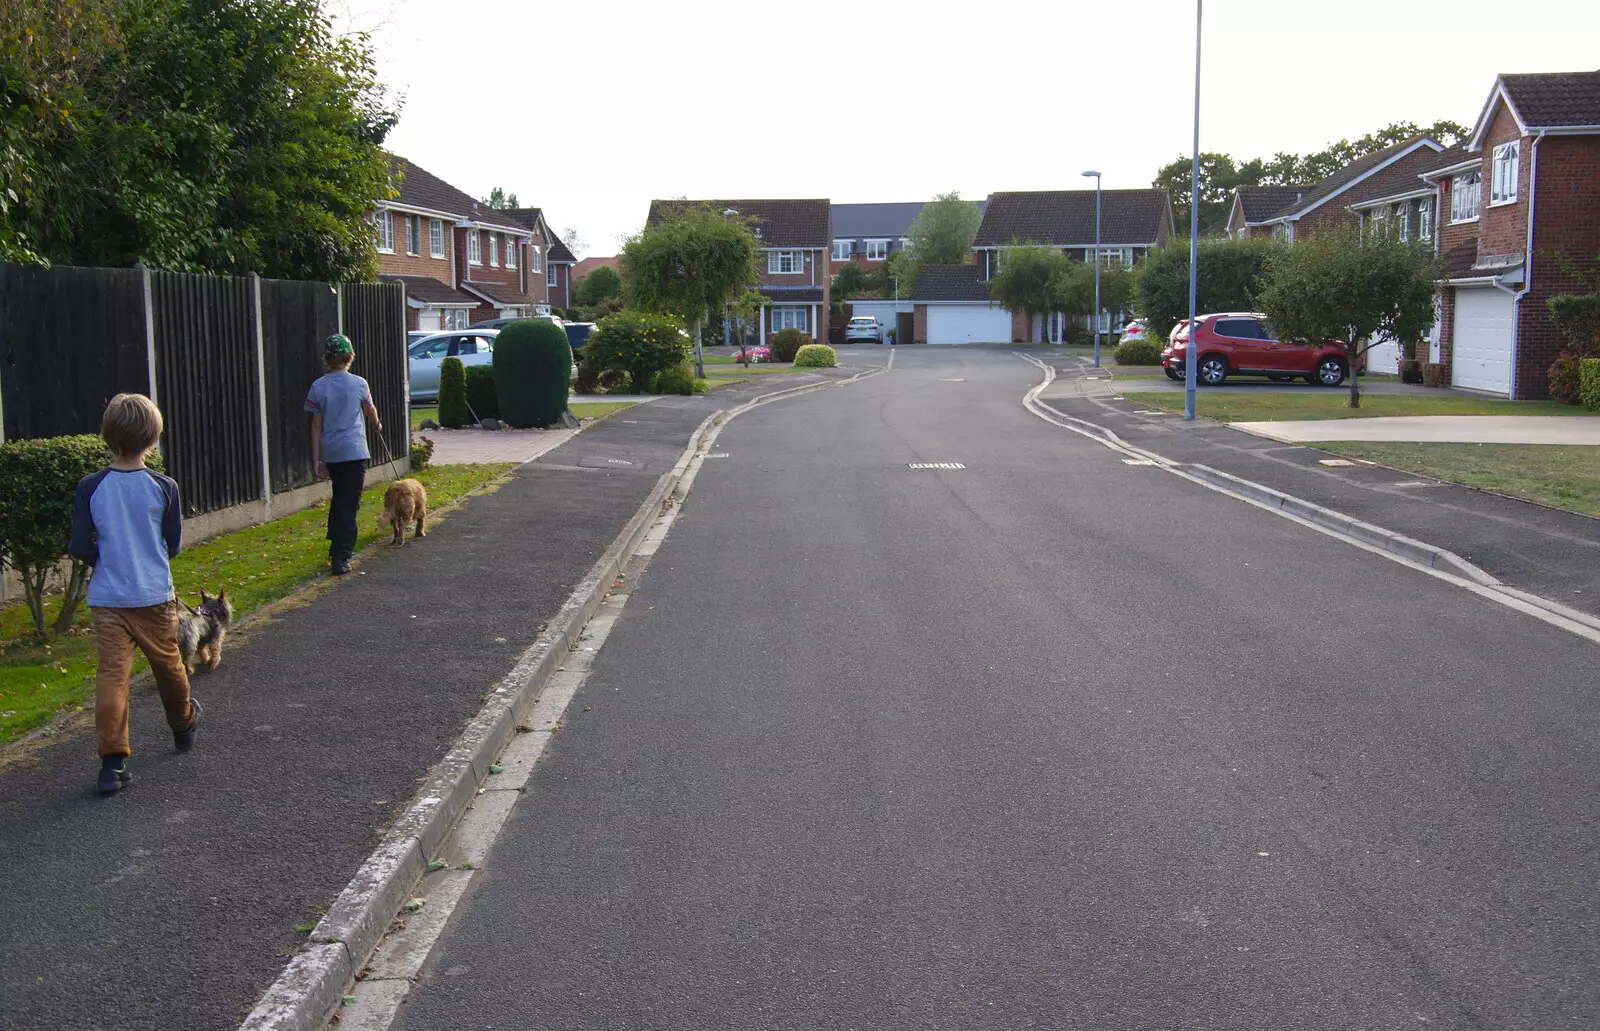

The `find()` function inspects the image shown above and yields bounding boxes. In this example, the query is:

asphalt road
[393,346,1599,1031]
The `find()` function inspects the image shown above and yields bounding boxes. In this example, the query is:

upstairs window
[375,211,394,253]
[1450,170,1481,223]
[864,239,888,261]
[429,219,445,258]
[767,250,803,274]
[1418,199,1434,241]
[489,234,500,267]
[1491,142,1519,205]
[406,214,421,255]
[831,240,852,261]
[529,245,542,272]
[1098,247,1131,269]
[467,230,482,265]
[505,238,517,268]
[1394,203,1409,242]
[547,263,558,287]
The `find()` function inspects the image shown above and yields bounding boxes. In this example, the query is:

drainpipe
[1492,131,1543,399]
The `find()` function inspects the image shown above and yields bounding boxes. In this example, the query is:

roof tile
[1501,70,1600,129]
[647,199,831,248]
[973,189,1170,247]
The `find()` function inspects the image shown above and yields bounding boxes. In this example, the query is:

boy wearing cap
[305,334,383,575]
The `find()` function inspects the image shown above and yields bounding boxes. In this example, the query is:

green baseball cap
[324,333,354,357]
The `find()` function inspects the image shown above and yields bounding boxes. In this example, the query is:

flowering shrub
[732,346,771,363]
[1548,351,1584,405]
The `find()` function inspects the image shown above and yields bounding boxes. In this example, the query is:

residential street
[390,347,1600,1030]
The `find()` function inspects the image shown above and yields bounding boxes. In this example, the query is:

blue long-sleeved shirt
[69,467,182,608]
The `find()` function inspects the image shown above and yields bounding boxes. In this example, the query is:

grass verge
[570,401,635,420]
[1122,390,1592,421]
[704,363,801,377]
[0,462,515,745]
[1314,442,1600,518]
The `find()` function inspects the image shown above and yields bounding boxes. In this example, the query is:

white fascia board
[1349,187,1436,211]
[1468,81,1528,151]
[1420,157,1483,182]
[378,201,467,222]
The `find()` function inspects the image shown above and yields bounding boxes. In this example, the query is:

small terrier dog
[178,589,233,674]
[378,478,428,546]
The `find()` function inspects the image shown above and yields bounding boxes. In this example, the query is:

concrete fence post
[250,272,272,520]
[139,262,159,406]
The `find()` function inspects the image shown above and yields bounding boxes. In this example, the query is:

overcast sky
[332,0,1599,258]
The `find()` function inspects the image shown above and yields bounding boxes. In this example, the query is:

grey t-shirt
[304,371,373,463]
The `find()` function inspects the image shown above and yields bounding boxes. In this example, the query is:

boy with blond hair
[69,393,200,793]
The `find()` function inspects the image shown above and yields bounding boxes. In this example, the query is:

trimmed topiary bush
[1549,351,1584,405]
[493,320,572,428]
[438,357,470,428]
[1113,338,1163,365]
[0,435,162,637]
[654,365,696,395]
[464,364,498,419]
[769,328,807,363]
[584,311,691,392]
[1580,357,1600,411]
[794,343,837,368]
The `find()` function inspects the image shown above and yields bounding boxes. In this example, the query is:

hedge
[1113,338,1163,365]
[464,364,498,420]
[793,343,837,368]
[494,319,571,428]
[1580,357,1600,411]
[438,357,470,428]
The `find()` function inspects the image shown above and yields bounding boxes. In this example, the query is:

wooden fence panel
[150,272,263,516]
[261,280,339,493]
[0,264,148,441]
[339,282,408,467]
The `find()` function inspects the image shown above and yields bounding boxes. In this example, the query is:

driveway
[1235,415,1600,444]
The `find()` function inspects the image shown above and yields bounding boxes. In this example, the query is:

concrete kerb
[237,362,885,1031]
[1018,354,1600,643]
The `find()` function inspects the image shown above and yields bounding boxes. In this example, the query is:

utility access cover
[909,462,966,470]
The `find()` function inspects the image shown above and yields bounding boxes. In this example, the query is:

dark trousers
[326,460,366,562]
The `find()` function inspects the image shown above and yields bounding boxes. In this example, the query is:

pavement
[0,364,868,1031]
[417,424,581,465]
[386,345,1600,1030]
[1232,414,1600,444]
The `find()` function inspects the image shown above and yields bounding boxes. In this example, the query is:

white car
[1118,319,1149,345]
[408,329,499,402]
[845,316,884,344]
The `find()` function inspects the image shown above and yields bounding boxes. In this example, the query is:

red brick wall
[1011,309,1031,343]
[458,227,530,303]
[1435,288,1455,384]
[1478,102,1530,259]
[913,304,927,343]
[757,248,824,292]
[1516,134,1600,398]
[377,212,453,280]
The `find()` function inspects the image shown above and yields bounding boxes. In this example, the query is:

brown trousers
[92,602,195,758]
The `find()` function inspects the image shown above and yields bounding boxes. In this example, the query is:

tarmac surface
[387,347,1600,1030]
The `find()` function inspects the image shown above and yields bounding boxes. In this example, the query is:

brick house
[645,199,832,342]
[1224,186,1306,239]
[829,200,988,274]
[971,189,1174,343]
[504,207,578,310]
[1347,72,1600,397]
[1252,137,1445,242]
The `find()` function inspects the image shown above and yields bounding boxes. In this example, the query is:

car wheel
[1198,355,1228,386]
[1164,367,1180,380]
[1315,357,1348,387]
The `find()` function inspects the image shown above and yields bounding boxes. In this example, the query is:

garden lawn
[1314,442,1600,518]
[570,402,635,420]
[1123,390,1594,421]
[0,462,514,745]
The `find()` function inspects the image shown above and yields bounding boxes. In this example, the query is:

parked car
[564,322,597,355]
[407,330,433,349]
[845,316,883,344]
[1162,312,1352,387]
[469,315,563,330]
[408,329,499,402]
[1117,319,1149,344]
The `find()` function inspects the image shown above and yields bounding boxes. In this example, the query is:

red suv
[1161,312,1352,387]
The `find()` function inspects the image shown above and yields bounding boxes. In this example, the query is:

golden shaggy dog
[377,478,427,545]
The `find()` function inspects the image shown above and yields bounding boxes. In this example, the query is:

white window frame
[529,244,542,272]
[546,263,558,288]
[444,308,469,330]
[505,237,517,269]
[1418,199,1433,241]
[769,306,808,332]
[1098,247,1131,270]
[429,219,444,258]
[406,214,421,256]
[1450,171,1481,224]
[1491,141,1519,206]
[1395,203,1409,242]
[831,239,852,261]
[467,230,482,265]
[767,250,803,274]
[489,234,500,268]
[375,210,394,253]
[864,239,888,262]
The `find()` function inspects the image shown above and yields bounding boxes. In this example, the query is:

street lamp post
[723,208,741,372]
[1184,1,1203,420]
[1081,170,1102,366]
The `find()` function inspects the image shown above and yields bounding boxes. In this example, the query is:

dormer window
[1491,142,1519,206]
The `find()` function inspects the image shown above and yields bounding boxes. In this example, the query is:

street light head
[1081,170,1101,178]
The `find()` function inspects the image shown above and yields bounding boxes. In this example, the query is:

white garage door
[926,305,1011,345]
[1452,288,1515,394]
[1366,334,1400,375]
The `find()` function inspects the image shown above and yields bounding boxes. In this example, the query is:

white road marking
[909,462,966,470]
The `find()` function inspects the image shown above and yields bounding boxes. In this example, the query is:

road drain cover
[909,462,965,470]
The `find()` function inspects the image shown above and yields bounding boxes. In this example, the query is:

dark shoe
[331,559,351,575]
[174,696,202,753]
[98,757,131,794]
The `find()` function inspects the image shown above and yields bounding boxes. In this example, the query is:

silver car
[408,329,499,402]
[845,316,883,344]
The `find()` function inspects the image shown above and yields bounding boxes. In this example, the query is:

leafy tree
[583,310,692,392]
[832,263,870,305]
[906,191,982,266]
[0,0,396,280]
[574,264,622,305]
[558,225,586,259]
[988,247,1074,340]
[483,187,519,210]
[1152,153,1266,232]
[1134,236,1287,340]
[1256,226,1440,408]
[621,205,761,376]
[726,289,769,363]
[1059,261,1136,331]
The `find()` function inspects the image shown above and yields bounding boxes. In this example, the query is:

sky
[331,0,1600,258]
